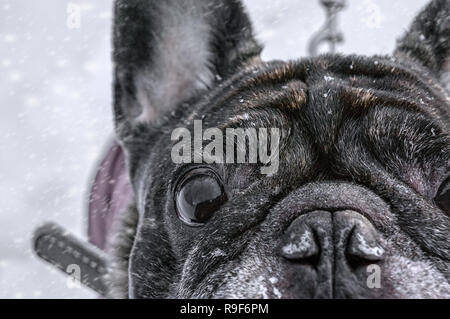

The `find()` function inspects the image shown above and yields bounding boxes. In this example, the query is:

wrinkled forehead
[194,55,447,139]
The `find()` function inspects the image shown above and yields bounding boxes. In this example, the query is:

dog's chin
[186,255,450,299]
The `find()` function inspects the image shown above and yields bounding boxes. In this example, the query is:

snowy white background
[0,0,429,298]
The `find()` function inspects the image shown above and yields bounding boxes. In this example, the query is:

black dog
[35,0,450,299]
[101,0,450,298]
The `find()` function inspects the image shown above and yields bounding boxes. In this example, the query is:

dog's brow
[203,62,309,114]
[243,62,307,88]
[238,80,308,112]
[341,86,424,113]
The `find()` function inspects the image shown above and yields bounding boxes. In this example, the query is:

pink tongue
[88,141,134,252]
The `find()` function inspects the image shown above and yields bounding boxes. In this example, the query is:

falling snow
[0,0,430,299]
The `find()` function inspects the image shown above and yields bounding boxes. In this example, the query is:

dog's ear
[394,0,450,83]
[113,0,262,138]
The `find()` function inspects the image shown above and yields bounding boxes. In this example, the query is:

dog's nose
[337,211,385,265]
[280,210,385,267]
[279,212,322,262]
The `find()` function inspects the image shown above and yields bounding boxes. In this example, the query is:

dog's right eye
[435,177,450,215]
[175,168,227,226]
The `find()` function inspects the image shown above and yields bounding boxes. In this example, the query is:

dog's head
[110,0,450,298]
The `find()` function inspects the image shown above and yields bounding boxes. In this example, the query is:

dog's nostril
[279,210,385,270]
[280,217,320,262]
[345,225,385,264]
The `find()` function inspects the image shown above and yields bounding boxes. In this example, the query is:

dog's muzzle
[280,210,385,264]
[269,182,391,298]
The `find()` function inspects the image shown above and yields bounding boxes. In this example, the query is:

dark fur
[106,203,138,298]
[107,0,450,298]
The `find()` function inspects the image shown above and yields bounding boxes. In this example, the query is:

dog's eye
[175,168,227,226]
[435,177,450,214]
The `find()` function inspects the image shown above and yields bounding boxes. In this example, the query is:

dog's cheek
[192,232,315,299]
[200,250,285,299]
[128,219,178,299]
[372,233,450,298]
[383,255,450,298]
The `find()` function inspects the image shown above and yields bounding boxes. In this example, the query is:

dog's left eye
[175,168,227,226]
[435,177,450,215]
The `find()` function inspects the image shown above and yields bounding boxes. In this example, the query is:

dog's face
[110,0,450,298]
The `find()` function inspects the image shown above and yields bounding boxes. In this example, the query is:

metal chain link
[308,0,347,56]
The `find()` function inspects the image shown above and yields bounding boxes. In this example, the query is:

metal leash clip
[308,0,346,56]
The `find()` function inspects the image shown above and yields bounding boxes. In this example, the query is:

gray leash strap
[33,222,109,297]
